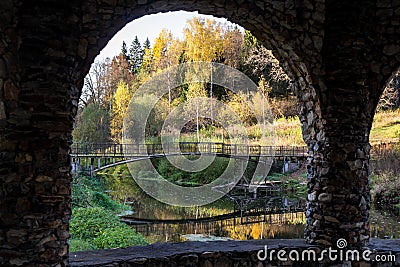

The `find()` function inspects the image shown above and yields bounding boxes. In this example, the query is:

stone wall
[0,0,400,266]
[70,239,400,267]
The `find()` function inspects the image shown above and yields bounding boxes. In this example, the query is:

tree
[224,90,257,126]
[121,41,129,61]
[152,29,173,72]
[128,36,143,74]
[138,44,153,83]
[81,58,112,108]
[183,17,223,63]
[222,25,244,68]
[72,103,111,143]
[143,38,151,50]
[183,17,225,125]
[108,54,135,93]
[111,81,132,141]
[184,83,208,142]
[242,31,291,98]
[123,94,168,142]
[377,70,400,110]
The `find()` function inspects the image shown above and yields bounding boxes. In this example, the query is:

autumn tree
[222,25,244,68]
[108,51,135,92]
[378,70,400,110]
[183,17,223,63]
[184,83,209,142]
[111,81,132,141]
[152,29,174,73]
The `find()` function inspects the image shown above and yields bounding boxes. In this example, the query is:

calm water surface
[125,195,400,243]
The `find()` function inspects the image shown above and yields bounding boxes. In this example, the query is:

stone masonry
[70,239,400,267]
[0,0,400,266]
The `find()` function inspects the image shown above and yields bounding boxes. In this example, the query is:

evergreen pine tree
[121,41,129,61]
[129,36,143,74]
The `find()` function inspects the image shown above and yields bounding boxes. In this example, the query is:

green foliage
[69,239,96,252]
[72,175,129,213]
[150,157,230,185]
[70,207,148,249]
[123,93,168,142]
[72,103,111,143]
[128,36,143,74]
[92,227,147,249]
[70,207,121,239]
[71,173,148,251]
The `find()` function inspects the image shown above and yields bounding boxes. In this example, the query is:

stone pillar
[0,2,79,266]
[299,0,400,249]
[301,65,374,247]
[303,114,371,248]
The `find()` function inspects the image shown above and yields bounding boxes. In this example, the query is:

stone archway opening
[72,10,303,248]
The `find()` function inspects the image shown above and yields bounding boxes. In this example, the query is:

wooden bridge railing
[70,142,308,159]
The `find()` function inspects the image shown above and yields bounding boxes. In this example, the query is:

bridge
[70,142,308,173]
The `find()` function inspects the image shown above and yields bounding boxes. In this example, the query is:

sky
[96,11,239,61]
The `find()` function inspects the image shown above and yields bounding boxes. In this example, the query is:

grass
[371,172,400,206]
[144,109,399,147]
[371,109,400,144]
[273,116,304,146]
[271,109,400,146]
[155,117,305,147]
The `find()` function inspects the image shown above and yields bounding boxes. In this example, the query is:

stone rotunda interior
[0,0,400,266]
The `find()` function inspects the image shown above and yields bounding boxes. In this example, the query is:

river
[99,165,400,244]
[121,194,400,243]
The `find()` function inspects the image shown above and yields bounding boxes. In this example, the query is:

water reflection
[123,193,307,243]
[101,169,400,243]
[125,211,305,243]
[124,196,400,243]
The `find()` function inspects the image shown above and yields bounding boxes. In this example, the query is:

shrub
[70,207,148,249]
[70,207,121,240]
[70,239,96,252]
[93,227,148,249]
[371,173,400,206]
[72,175,130,213]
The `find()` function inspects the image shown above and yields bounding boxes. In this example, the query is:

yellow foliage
[111,81,132,141]
[152,29,173,72]
[183,17,223,62]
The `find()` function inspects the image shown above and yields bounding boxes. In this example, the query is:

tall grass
[371,109,400,144]
[370,142,400,207]
[273,116,304,146]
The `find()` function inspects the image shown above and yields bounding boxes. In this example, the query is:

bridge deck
[71,142,308,158]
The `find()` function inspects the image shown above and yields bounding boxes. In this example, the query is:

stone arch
[76,0,319,93]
